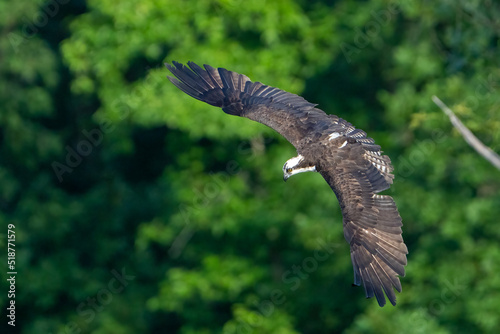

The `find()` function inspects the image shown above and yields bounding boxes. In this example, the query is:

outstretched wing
[167,61,337,148]
[320,142,407,306]
[166,61,394,184]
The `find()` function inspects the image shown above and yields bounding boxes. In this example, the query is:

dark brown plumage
[166,61,407,307]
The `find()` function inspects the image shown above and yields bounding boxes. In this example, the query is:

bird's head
[283,155,317,182]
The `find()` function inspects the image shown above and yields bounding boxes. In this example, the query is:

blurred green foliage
[1,0,500,333]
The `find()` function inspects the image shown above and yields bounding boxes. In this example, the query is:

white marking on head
[283,155,316,181]
[339,140,347,148]
[328,132,341,141]
[283,154,304,169]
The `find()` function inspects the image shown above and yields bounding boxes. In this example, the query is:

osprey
[166,61,408,307]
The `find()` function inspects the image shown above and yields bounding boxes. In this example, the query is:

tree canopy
[1,0,500,333]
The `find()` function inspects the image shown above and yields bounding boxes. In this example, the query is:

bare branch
[432,95,500,170]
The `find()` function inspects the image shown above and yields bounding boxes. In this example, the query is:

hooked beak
[283,174,290,182]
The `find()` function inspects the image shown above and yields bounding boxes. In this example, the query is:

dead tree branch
[432,95,500,170]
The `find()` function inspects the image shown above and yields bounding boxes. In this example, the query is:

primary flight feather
[166,61,408,307]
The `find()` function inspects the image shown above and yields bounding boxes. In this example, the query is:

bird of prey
[166,61,408,307]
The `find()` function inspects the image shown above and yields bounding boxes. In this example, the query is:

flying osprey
[166,61,407,307]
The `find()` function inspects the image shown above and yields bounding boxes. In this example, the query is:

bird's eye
[286,168,292,173]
